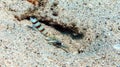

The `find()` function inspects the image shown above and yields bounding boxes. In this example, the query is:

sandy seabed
[0,0,120,67]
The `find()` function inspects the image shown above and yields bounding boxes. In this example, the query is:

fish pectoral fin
[27,25,38,31]
[27,25,33,29]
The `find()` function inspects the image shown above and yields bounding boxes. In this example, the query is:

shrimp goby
[29,16,69,52]
[29,16,48,36]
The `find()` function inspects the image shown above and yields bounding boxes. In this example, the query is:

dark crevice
[26,16,84,39]
[39,19,84,39]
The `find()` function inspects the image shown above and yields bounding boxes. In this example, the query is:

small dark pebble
[118,26,120,30]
